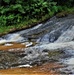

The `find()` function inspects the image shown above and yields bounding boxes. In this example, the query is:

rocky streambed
[0,14,74,74]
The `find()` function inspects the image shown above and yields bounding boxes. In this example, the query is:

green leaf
[3,0,10,3]
[52,6,58,12]
[0,8,9,14]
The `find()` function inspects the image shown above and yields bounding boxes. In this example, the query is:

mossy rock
[56,12,68,18]
[0,51,20,69]
[48,50,64,58]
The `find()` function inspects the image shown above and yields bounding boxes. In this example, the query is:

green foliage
[0,15,7,26]
[0,0,73,27]
[0,0,56,26]
[53,0,74,7]
[3,0,10,4]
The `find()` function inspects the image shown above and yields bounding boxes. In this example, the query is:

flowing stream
[0,14,74,74]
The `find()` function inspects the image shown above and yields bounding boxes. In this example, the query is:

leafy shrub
[0,0,56,26]
[0,0,73,26]
[53,0,74,7]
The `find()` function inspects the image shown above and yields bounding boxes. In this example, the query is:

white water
[0,39,7,44]
[56,26,74,43]
[65,58,74,65]
[0,14,74,73]
[17,64,32,68]
[0,34,25,44]
[0,24,43,45]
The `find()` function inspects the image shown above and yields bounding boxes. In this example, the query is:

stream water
[0,14,74,74]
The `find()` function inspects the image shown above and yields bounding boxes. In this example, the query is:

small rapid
[0,14,74,74]
[1,14,74,44]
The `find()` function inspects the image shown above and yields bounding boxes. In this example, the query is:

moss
[67,7,74,14]
[56,12,68,18]
[56,7,74,18]
[48,50,64,57]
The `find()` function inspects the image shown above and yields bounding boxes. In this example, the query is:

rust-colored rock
[0,62,63,75]
[0,43,26,51]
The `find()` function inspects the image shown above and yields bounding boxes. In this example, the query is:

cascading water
[0,33,28,45]
[1,14,74,44]
[0,14,74,74]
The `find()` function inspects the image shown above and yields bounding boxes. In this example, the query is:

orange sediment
[0,62,62,75]
[0,43,63,75]
[0,43,26,51]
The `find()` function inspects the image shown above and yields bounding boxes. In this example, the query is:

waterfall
[0,15,74,44]
[0,34,27,44]
[0,14,74,72]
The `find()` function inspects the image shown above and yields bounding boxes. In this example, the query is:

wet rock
[0,51,20,69]
[0,14,74,72]
[56,21,74,43]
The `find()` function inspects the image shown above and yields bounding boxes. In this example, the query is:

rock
[0,14,74,71]
[56,24,74,43]
[0,51,20,69]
